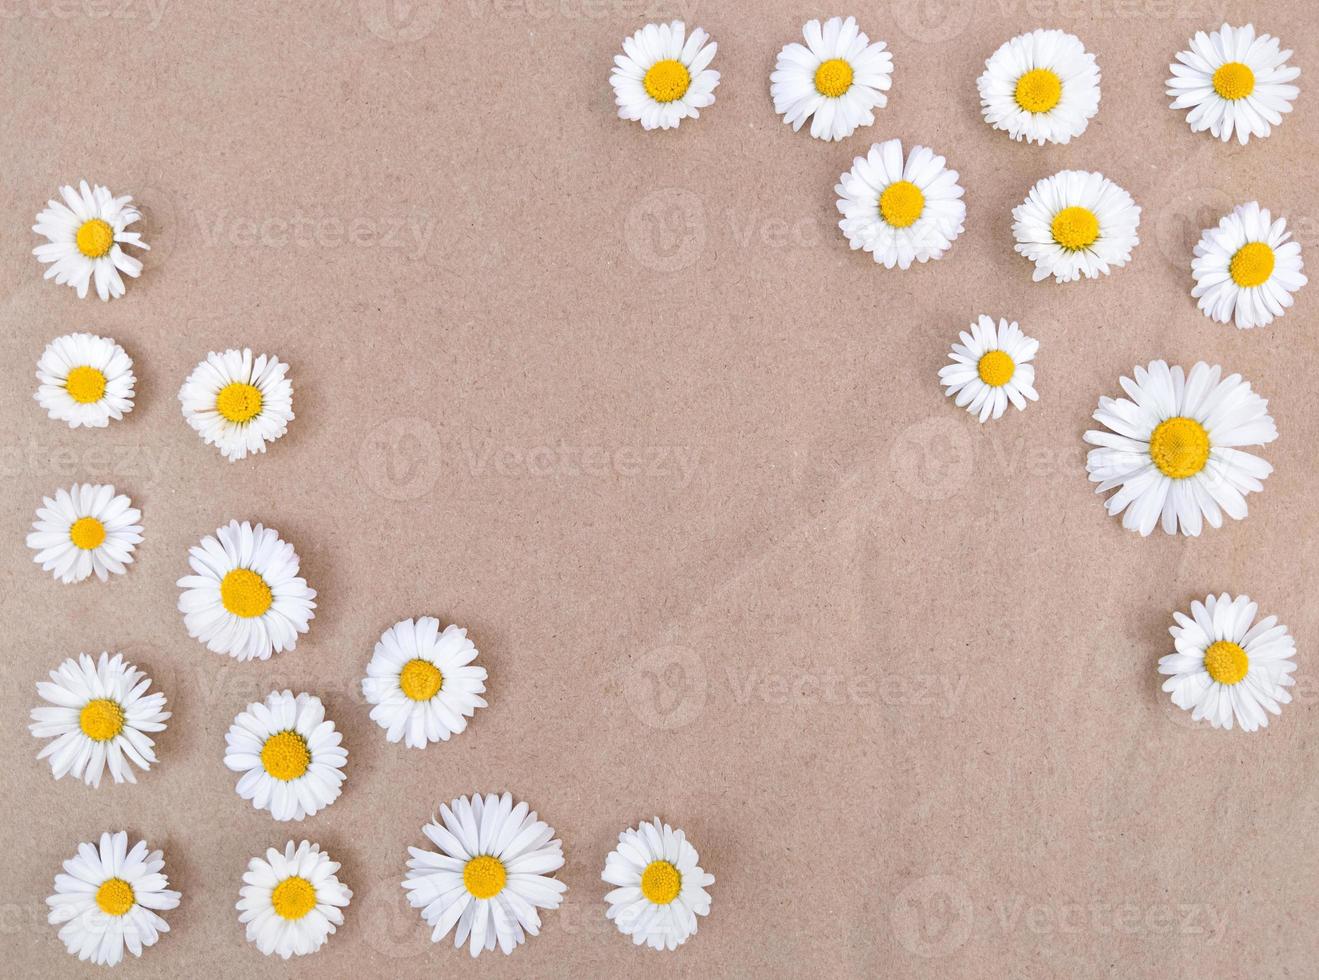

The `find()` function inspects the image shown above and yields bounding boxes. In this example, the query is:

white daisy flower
[1084,360,1277,537]
[610,21,719,131]
[1012,170,1141,283]
[362,617,488,749]
[978,29,1100,145]
[603,818,715,951]
[224,690,347,822]
[27,483,143,584]
[835,139,966,269]
[35,332,135,429]
[177,520,316,662]
[237,840,352,958]
[30,652,169,789]
[1167,23,1300,145]
[1192,201,1307,329]
[403,792,567,957]
[771,16,893,141]
[1160,593,1297,732]
[938,316,1039,423]
[179,348,294,462]
[32,181,149,301]
[47,831,180,967]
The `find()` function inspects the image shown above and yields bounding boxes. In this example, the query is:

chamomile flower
[610,21,719,131]
[177,520,316,662]
[1012,171,1141,283]
[1160,593,1296,731]
[602,818,715,951]
[1084,360,1277,537]
[771,16,893,141]
[27,483,143,584]
[835,139,966,269]
[1192,202,1307,329]
[47,832,180,967]
[403,792,567,957]
[30,652,169,788]
[938,316,1039,423]
[978,30,1101,145]
[237,841,352,958]
[33,182,149,301]
[179,348,294,462]
[1167,23,1300,145]
[35,333,135,429]
[224,691,347,822]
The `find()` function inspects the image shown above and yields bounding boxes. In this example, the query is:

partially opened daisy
[939,316,1039,423]
[27,483,143,584]
[978,29,1101,144]
[771,16,893,141]
[47,831,180,967]
[35,332,135,428]
[33,181,149,301]
[1084,360,1276,536]
[603,818,714,951]
[1013,171,1141,282]
[224,690,347,822]
[1160,593,1296,732]
[179,348,294,462]
[403,792,567,957]
[238,840,352,958]
[610,21,719,131]
[1192,201,1307,329]
[1167,23,1299,144]
[836,139,966,269]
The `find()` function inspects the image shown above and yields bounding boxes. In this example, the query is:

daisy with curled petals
[1084,360,1276,537]
[1160,593,1296,732]
[1192,202,1306,329]
[238,840,352,959]
[47,831,180,967]
[1167,23,1299,145]
[35,333,135,429]
[835,139,965,269]
[30,652,169,788]
[224,690,347,822]
[978,29,1100,145]
[27,483,142,584]
[403,792,567,957]
[179,348,294,462]
[603,818,714,951]
[1012,171,1140,283]
[771,16,893,141]
[33,181,149,301]
[610,21,719,131]
[938,316,1039,423]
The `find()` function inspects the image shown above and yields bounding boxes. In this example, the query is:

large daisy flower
[1012,170,1141,282]
[177,520,316,662]
[30,652,169,788]
[224,690,347,822]
[35,332,135,429]
[835,139,966,269]
[603,818,715,951]
[610,21,719,131]
[237,840,352,958]
[1160,593,1297,732]
[978,29,1101,145]
[1192,201,1307,329]
[403,792,567,957]
[938,316,1039,423]
[47,832,181,967]
[1167,23,1300,145]
[771,16,893,141]
[179,348,294,462]
[32,181,149,301]
[1084,360,1277,537]
[27,483,143,584]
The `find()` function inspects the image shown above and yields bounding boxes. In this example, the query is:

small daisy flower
[238,840,352,959]
[978,29,1101,145]
[771,16,893,141]
[939,316,1039,423]
[179,348,294,462]
[1012,170,1141,283]
[1192,201,1307,329]
[835,139,966,269]
[224,690,347,822]
[610,21,719,131]
[27,483,143,584]
[30,652,169,788]
[1160,593,1297,732]
[177,520,316,662]
[1167,23,1300,145]
[35,332,135,429]
[1084,360,1277,537]
[47,831,181,967]
[32,181,149,301]
[403,792,567,957]
[603,818,714,951]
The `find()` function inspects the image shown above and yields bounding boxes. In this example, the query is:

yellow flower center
[463,855,507,900]
[271,876,317,920]
[977,350,1015,387]
[399,658,444,701]
[65,365,108,404]
[220,568,273,618]
[1204,640,1249,685]
[879,181,925,229]
[69,516,106,551]
[1051,206,1100,251]
[1212,61,1255,101]
[261,730,311,781]
[79,698,125,742]
[640,859,682,905]
[75,218,115,259]
[643,59,691,103]
[1148,416,1210,479]
[814,58,854,98]
[1014,68,1062,113]
[1229,241,1275,288]
[215,382,264,423]
[95,877,135,917]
